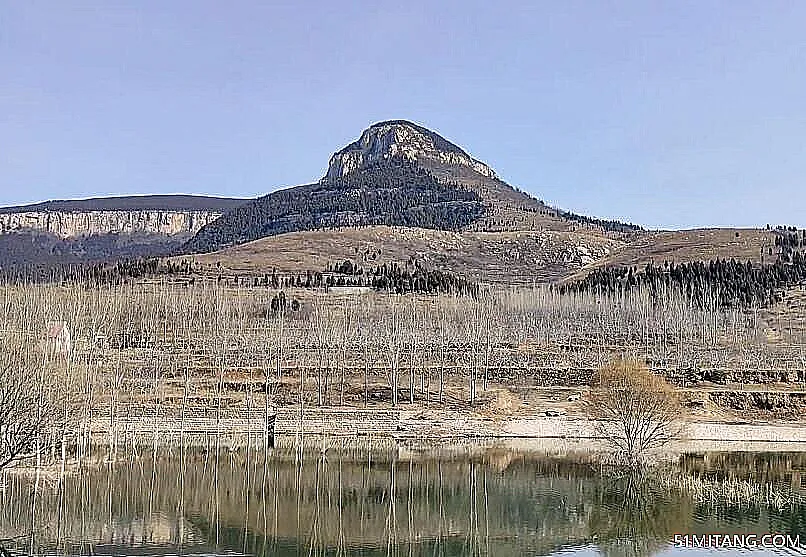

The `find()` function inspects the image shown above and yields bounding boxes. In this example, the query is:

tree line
[774,229,805,263]
[556,208,643,233]
[245,260,478,297]
[0,255,478,297]
[561,255,806,309]
[346,260,479,296]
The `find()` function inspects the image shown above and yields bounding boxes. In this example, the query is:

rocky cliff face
[0,210,222,239]
[324,120,497,181]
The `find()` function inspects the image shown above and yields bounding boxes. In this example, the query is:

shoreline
[81,408,806,447]
[7,413,806,475]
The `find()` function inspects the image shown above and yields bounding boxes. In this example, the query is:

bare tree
[0,357,56,471]
[337,301,356,406]
[584,356,684,466]
[384,302,403,406]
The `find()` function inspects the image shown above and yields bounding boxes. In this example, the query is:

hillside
[0,195,248,266]
[183,157,486,254]
[180,226,793,289]
[183,120,642,255]
[560,228,776,283]
[418,158,641,236]
[180,225,624,285]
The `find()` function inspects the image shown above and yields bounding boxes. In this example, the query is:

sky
[2,1,805,229]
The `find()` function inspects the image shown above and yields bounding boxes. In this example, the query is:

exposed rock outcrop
[324,120,497,181]
[0,210,222,239]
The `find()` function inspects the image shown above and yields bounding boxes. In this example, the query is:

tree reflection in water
[589,470,695,557]
[0,445,803,557]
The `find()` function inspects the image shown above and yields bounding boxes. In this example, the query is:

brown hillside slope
[178,225,626,285]
[560,228,776,283]
[423,160,643,239]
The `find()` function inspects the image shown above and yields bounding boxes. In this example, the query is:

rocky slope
[559,228,775,284]
[324,120,497,180]
[184,225,622,284]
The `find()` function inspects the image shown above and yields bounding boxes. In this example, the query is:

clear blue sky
[2,1,804,229]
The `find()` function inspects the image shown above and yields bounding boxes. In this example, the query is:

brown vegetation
[0,274,803,460]
[563,228,775,283]
[181,225,625,285]
[585,357,684,465]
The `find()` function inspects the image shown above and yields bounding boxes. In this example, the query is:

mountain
[0,195,247,265]
[0,121,784,286]
[170,120,654,283]
[184,120,640,255]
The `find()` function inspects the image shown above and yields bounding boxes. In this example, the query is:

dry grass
[659,472,797,510]
[180,226,777,289]
[179,225,625,285]
[561,228,775,283]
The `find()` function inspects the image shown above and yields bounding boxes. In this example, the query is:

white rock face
[0,210,222,239]
[325,121,497,181]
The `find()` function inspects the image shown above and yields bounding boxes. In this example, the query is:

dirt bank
[85,408,806,447]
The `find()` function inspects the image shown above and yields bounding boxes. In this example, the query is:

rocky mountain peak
[324,120,497,181]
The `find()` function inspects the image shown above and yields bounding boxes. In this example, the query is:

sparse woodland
[2,224,805,466]
[1,272,802,460]
[0,256,481,297]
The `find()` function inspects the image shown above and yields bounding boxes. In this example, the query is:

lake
[1,440,804,556]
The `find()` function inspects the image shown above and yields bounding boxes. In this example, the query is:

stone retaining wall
[274,408,400,435]
[89,406,400,437]
[708,390,806,413]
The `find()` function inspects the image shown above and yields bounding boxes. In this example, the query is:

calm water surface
[0,442,804,557]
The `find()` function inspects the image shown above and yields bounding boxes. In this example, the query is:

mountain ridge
[0,195,249,266]
[0,194,248,214]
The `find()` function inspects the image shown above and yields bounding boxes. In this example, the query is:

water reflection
[0,444,804,556]
[588,472,694,557]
